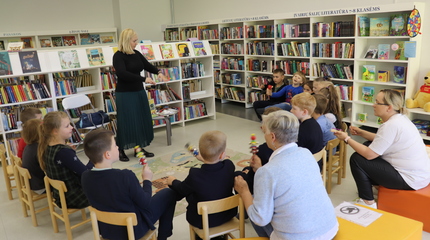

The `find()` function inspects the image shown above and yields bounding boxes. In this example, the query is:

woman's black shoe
[119,149,130,162]
[142,149,154,158]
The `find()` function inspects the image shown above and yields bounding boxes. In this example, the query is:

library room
[1,0,430,239]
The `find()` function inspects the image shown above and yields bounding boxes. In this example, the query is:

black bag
[76,110,110,128]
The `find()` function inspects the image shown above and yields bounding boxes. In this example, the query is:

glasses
[374,101,389,106]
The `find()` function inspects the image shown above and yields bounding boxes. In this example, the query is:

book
[140,45,155,60]
[361,86,375,103]
[377,117,383,125]
[62,36,77,46]
[364,46,378,59]
[393,66,406,83]
[7,42,23,51]
[176,43,191,57]
[377,70,389,82]
[90,34,101,44]
[377,44,390,59]
[86,48,105,66]
[389,14,408,36]
[394,41,406,60]
[362,65,376,81]
[52,37,63,47]
[80,33,92,45]
[0,40,4,50]
[39,38,52,48]
[101,36,114,43]
[0,52,13,75]
[370,17,390,36]
[21,37,33,49]
[357,113,368,123]
[58,50,81,69]
[159,44,174,59]
[357,16,370,36]
[18,51,41,73]
[192,41,207,56]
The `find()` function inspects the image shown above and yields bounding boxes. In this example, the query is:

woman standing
[113,28,167,161]
[334,89,430,208]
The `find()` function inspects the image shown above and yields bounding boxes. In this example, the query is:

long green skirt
[115,90,154,150]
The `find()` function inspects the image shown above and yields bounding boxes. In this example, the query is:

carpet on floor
[125,148,251,216]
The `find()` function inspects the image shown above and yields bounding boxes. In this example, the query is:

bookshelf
[0,28,117,50]
[162,2,427,135]
[0,40,215,160]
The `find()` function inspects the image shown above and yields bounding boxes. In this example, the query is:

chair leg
[29,202,38,227]
[189,225,196,240]
[81,209,87,220]
[64,213,73,240]
[327,168,333,194]
[4,175,13,200]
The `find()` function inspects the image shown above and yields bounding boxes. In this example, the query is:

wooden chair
[313,148,327,188]
[14,165,49,226]
[234,238,269,240]
[88,206,156,240]
[340,122,348,178]
[189,194,245,240]
[0,144,16,200]
[326,138,344,194]
[44,176,91,240]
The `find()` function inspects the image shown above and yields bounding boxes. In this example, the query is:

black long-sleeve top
[113,50,159,92]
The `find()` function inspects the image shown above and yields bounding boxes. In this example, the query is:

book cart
[163,2,429,139]
[0,40,215,161]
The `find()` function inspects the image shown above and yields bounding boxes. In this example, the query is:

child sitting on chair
[17,107,43,158]
[81,129,177,240]
[166,130,237,231]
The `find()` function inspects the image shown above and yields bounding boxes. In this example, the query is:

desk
[153,115,173,146]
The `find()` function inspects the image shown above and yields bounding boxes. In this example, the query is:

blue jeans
[265,102,292,111]
[251,220,273,237]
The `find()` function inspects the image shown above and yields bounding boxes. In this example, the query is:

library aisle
[0,109,429,239]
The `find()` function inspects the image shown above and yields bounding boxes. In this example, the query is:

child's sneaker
[355,198,377,209]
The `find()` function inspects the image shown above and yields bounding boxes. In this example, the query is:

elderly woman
[234,110,338,240]
[334,89,430,208]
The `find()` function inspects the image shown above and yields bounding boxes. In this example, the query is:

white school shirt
[369,114,430,189]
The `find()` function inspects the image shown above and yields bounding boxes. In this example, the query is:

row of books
[215,86,222,98]
[147,86,182,105]
[183,100,207,120]
[275,60,310,75]
[358,14,408,37]
[278,42,310,57]
[312,63,353,80]
[54,79,78,96]
[312,42,354,59]
[184,79,203,93]
[164,29,179,41]
[179,28,198,40]
[247,59,272,72]
[313,21,355,37]
[221,43,244,55]
[363,42,407,60]
[141,41,208,60]
[246,41,275,55]
[221,57,245,70]
[362,65,406,83]
[276,23,311,38]
[210,43,220,54]
[0,75,45,85]
[245,25,275,38]
[181,61,205,79]
[199,26,219,40]
[246,75,271,88]
[0,82,51,104]
[335,84,353,101]
[221,73,242,85]
[100,70,117,90]
[220,27,244,39]
[144,66,181,83]
[104,92,117,113]
[223,87,246,101]
[214,70,221,83]
[248,90,270,103]
[1,106,53,131]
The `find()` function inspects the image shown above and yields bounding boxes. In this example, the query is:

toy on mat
[137,152,147,165]
[185,142,199,157]
[249,134,259,154]
[134,145,142,157]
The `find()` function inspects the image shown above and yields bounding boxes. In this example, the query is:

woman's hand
[166,175,176,185]
[333,131,348,141]
[158,73,168,82]
[141,165,153,181]
[250,154,263,172]
[349,126,362,136]
[145,77,156,85]
[234,175,249,194]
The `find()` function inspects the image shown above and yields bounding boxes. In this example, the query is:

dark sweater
[297,118,324,154]
[113,50,159,92]
[22,143,45,191]
[169,160,237,228]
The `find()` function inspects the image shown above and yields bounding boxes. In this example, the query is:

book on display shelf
[140,45,155,60]
[101,35,114,44]
[361,86,375,103]
[39,38,52,48]
[159,44,175,59]
[86,48,105,66]
[7,42,23,51]
[192,41,207,56]
[377,44,390,60]
[21,37,33,49]
[393,66,406,83]
[377,70,389,82]
[0,40,4,50]
[370,17,390,36]
[58,50,81,69]
[362,65,376,81]
[62,36,77,46]
[389,13,408,36]
[18,51,41,73]
[364,46,378,59]
[0,52,13,75]
[52,37,63,47]
[176,42,191,57]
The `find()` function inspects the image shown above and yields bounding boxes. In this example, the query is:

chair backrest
[326,138,340,155]
[313,148,327,187]
[89,206,137,240]
[11,154,22,167]
[62,94,92,110]
[44,176,68,210]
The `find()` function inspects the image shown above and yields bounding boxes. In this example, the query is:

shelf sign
[3,32,22,37]
[222,16,269,23]
[68,30,89,34]
[294,6,381,18]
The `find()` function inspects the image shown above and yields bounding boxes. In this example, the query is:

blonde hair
[262,106,282,121]
[380,89,407,114]
[293,71,307,86]
[118,28,137,54]
[22,119,42,144]
[199,131,227,162]
[291,92,316,115]
[262,111,299,144]
[318,84,343,127]
[38,111,69,171]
